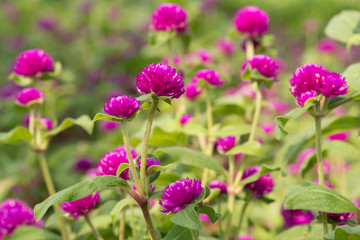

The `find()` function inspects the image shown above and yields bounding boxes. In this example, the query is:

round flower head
[103,95,141,119]
[318,38,337,53]
[0,199,43,238]
[97,146,138,180]
[318,72,348,97]
[281,206,314,228]
[136,63,184,99]
[150,3,187,33]
[16,88,44,106]
[208,180,227,194]
[233,6,269,36]
[74,157,93,173]
[185,82,202,100]
[194,69,224,87]
[216,38,235,56]
[61,192,99,218]
[179,113,194,126]
[160,178,203,213]
[242,55,279,81]
[217,136,236,152]
[40,118,53,130]
[242,166,274,197]
[99,120,120,132]
[13,49,54,77]
[327,212,353,223]
[137,157,161,170]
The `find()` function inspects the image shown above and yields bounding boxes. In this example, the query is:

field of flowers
[2,0,360,240]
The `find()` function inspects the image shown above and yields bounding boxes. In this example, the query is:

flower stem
[84,213,104,240]
[190,229,198,240]
[140,99,159,195]
[29,108,35,146]
[121,120,144,196]
[234,195,251,238]
[37,152,68,240]
[139,201,158,240]
[249,81,262,142]
[119,209,125,240]
[245,38,255,59]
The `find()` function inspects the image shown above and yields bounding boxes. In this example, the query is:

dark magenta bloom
[208,180,227,194]
[242,166,274,197]
[179,113,194,126]
[216,38,235,56]
[61,192,99,218]
[137,158,161,170]
[136,63,184,99]
[281,206,314,228]
[242,55,279,81]
[326,131,350,141]
[185,82,202,100]
[103,95,141,119]
[159,178,203,213]
[319,72,348,97]
[150,3,187,33]
[37,16,58,32]
[0,199,43,239]
[74,157,93,173]
[327,212,354,223]
[16,88,44,106]
[13,49,54,77]
[297,90,317,107]
[97,146,138,180]
[217,136,236,152]
[194,69,224,86]
[233,6,269,36]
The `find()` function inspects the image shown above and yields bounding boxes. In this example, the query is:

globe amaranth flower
[242,55,279,81]
[136,63,184,99]
[233,6,269,36]
[13,49,54,77]
[193,69,224,87]
[185,82,202,100]
[281,205,314,228]
[289,64,348,106]
[99,120,120,132]
[216,136,236,152]
[61,192,99,218]
[326,131,350,141]
[0,199,43,238]
[150,3,187,33]
[216,38,235,56]
[74,157,93,173]
[103,95,140,119]
[97,146,138,180]
[260,122,276,136]
[242,166,274,197]
[327,212,354,223]
[208,180,227,194]
[318,38,338,53]
[137,157,161,170]
[179,113,194,126]
[16,88,44,106]
[160,178,203,213]
[24,114,53,130]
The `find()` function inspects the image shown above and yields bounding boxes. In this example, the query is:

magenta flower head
[185,82,203,100]
[242,166,274,197]
[16,88,44,107]
[103,95,141,119]
[233,6,269,37]
[194,69,224,87]
[327,212,354,223]
[281,205,314,228]
[216,38,235,56]
[136,63,184,99]
[326,131,350,141]
[242,55,279,81]
[179,113,194,126]
[13,49,54,77]
[160,178,203,213]
[137,158,160,170]
[61,192,99,218]
[217,136,236,152]
[0,199,43,238]
[151,3,187,33]
[208,180,227,194]
[99,120,120,132]
[318,38,338,53]
[97,146,138,180]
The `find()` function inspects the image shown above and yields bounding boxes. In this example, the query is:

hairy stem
[224,155,236,240]
[84,214,104,240]
[190,229,198,240]
[119,209,125,240]
[248,82,262,142]
[234,195,251,238]
[139,201,158,240]
[29,108,35,146]
[246,38,255,59]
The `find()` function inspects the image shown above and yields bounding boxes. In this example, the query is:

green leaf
[182,123,207,136]
[41,62,62,80]
[92,113,123,124]
[0,126,32,144]
[171,206,202,230]
[325,10,360,44]
[217,124,252,137]
[274,105,312,140]
[44,211,66,227]
[163,225,192,240]
[325,225,360,240]
[347,33,360,49]
[147,163,176,176]
[323,140,360,159]
[116,163,130,177]
[198,205,221,223]
[8,73,34,86]
[110,198,136,224]
[241,164,281,185]
[274,224,323,240]
[226,141,263,157]
[10,226,62,240]
[342,63,360,91]
[155,147,226,174]
[177,34,191,51]
[45,115,92,139]
[300,152,318,178]
[284,182,358,213]
[149,31,176,46]
[191,187,210,205]
[327,92,360,110]
[137,93,152,101]
[34,175,129,221]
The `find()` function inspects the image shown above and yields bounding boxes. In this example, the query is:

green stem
[84,214,104,240]
[234,195,251,238]
[29,108,35,146]
[139,201,158,240]
[121,120,144,196]
[218,195,223,235]
[224,155,236,240]
[130,204,136,236]
[245,39,255,59]
[140,99,159,195]
[37,152,68,240]
[167,38,173,66]
[190,229,198,240]
[119,209,125,240]
[248,82,262,142]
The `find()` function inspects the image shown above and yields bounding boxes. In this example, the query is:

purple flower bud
[185,83,202,100]
[40,118,53,130]
[13,49,54,77]
[136,63,185,99]
[0,199,43,238]
[233,6,269,37]
[61,192,99,218]
[318,38,338,53]
[216,38,235,56]
[16,88,44,106]
[150,3,187,33]
[137,158,161,170]
[217,136,236,152]
[74,157,93,173]
[103,95,141,119]
[327,212,354,223]
[194,69,224,87]
[208,180,227,194]
[242,166,274,197]
[99,120,120,132]
[242,55,279,81]
[97,146,138,180]
[281,205,314,228]
[179,114,194,126]
[160,178,203,213]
